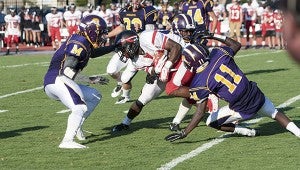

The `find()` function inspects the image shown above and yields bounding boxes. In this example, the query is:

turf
[0,49,299,169]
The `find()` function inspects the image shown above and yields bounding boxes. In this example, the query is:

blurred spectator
[63,4,82,36]
[23,7,33,46]
[242,0,257,48]
[45,7,63,50]
[264,6,275,49]
[110,3,121,29]
[82,4,99,17]
[171,2,182,17]
[4,8,21,55]
[211,0,226,46]
[31,11,42,48]
[227,0,243,42]
[98,4,113,45]
[273,9,284,49]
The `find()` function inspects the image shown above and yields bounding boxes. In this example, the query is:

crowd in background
[0,0,284,55]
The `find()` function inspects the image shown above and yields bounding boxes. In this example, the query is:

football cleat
[76,128,86,141]
[111,85,122,98]
[112,123,129,132]
[58,140,88,149]
[115,96,130,104]
[169,123,181,132]
[243,128,260,137]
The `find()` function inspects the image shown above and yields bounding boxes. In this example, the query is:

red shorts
[49,27,61,41]
[67,26,78,35]
[5,35,19,45]
[165,59,195,95]
[245,20,256,35]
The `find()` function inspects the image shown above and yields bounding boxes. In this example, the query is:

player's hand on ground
[165,130,186,142]
[89,76,109,85]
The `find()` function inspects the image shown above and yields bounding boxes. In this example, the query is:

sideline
[157,94,300,170]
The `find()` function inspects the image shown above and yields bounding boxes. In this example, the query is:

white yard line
[0,86,43,99]
[56,109,71,114]
[0,62,50,68]
[236,50,283,58]
[158,94,300,170]
[0,110,8,113]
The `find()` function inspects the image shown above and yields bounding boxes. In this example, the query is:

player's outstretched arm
[165,100,207,142]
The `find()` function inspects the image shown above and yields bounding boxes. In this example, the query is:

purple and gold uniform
[44,34,92,86]
[181,0,214,32]
[189,46,265,120]
[119,5,157,32]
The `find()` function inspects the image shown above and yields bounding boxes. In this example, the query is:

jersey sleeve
[144,6,158,25]
[65,41,87,59]
[139,30,169,52]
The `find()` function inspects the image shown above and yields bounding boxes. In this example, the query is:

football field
[0,49,299,169]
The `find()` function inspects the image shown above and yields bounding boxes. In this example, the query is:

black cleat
[169,123,181,132]
[112,123,129,132]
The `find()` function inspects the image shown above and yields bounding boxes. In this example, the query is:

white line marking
[0,86,43,99]
[56,109,71,114]
[158,95,300,170]
[236,50,282,58]
[0,110,8,113]
[0,62,49,68]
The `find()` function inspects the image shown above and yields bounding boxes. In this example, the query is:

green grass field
[0,49,299,169]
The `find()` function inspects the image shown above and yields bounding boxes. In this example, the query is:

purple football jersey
[43,34,92,86]
[189,46,265,119]
[119,6,157,32]
[181,0,213,32]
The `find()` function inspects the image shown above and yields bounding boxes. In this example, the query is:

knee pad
[71,104,88,117]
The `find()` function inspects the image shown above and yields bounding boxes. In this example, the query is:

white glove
[159,60,173,82]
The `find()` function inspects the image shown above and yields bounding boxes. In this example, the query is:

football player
[111,14,218,132]
[43,15,110,149]
[181,0,217,33]
[63,3,82,36]
[165,33,300,142]
[4,8,21,55]
[105,0,158,104]
[45,7,64,50]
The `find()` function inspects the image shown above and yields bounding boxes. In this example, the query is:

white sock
[252,40,257,46]
[122,89,131,98]
[63,113,82,142]
[172,99,192,124]
[286,122,300,137]
[122,116,132,125]
[262,41,266,46]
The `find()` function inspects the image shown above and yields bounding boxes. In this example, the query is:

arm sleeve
[91,45,116,58]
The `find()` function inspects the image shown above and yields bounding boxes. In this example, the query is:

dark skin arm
[183,100,208,136]
[164,38,182,64]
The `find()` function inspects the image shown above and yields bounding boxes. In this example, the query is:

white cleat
[246,129,259,137]
[111,85,122,98]
[59,141,88,149]
[76,129,86,141]
[115,96,130,104]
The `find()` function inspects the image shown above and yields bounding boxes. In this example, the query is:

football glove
[159,60,173,82]
[165,130,186,142]
[192,30,214,44]
[89,75,109,85]
[145,73,158,84]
